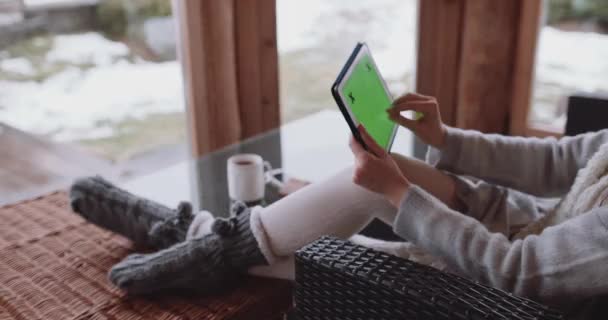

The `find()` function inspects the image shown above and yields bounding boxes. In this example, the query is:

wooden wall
[173,0,280,156]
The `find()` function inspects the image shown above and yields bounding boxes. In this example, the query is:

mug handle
[263,161,284,189]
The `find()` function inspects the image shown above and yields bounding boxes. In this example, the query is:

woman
[70,93,608,319]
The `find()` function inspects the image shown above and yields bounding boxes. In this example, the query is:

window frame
[175,0,559,158]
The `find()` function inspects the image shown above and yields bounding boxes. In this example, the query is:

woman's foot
[109,234,235,295]
[69,176,196,249]
[108,207,269,295]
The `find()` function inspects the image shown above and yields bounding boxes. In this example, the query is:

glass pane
[529,0,608,129]
[277,0,418,123]
[0,0,184,202]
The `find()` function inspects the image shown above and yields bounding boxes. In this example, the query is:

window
[0,0,185,162]
[529,0,608,131]
[276,0,418,123]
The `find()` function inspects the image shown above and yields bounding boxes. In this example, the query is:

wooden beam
[416,0,465,127]
[456,0,520,133]
[234,0,280,138]
[509,0,543,136]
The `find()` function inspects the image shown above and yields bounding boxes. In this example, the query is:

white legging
[248,166,399,279]
[187,166,426,279]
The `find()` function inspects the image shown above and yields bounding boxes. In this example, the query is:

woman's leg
[103,152,553,293]
[247,157,456,280]
[184,166,397,280]
[249,154,549,254]
[254,166,397,257]
[70,176,197,249]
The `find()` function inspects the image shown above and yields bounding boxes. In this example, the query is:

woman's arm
[428,127,608,197]
[353,126,548,238]
[393,186,608,305]
[389,93,608,197]
[392,153,549,237]
[390,153,464,211]
[349,122,608,307]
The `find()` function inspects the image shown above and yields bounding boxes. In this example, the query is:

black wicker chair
[289,93,608,319]
[292,237,565,320]
[565,93,608,136]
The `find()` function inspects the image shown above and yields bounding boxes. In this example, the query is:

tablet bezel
[331,42,397,152]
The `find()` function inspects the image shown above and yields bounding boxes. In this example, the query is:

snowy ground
[532,27,608,126]
[277,0,418,122]
[0,1,607,160]
[277,0,417,82]
[0,33,183,142]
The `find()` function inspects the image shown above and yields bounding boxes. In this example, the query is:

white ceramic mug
[227,154,271,205]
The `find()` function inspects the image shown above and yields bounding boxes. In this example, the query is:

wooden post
[509,0,543,136]
[174,0,241,156]
[455,0,520,133]
[417,0,542,134]
[174,0,280,156]
[416,0,465,127]
[234,0,280,138]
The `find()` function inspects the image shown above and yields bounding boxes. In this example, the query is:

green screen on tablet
[339,54,395,149]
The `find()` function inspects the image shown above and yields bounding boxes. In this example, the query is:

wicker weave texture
[0,191,291,320]
[294,236,564,320]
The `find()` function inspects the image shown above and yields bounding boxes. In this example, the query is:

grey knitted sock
[69,176,194,249]
[108,208,268,295]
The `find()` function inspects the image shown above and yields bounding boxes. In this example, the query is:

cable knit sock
[109,234,235,295]
[108,207,268,295]
[69,176,195,249]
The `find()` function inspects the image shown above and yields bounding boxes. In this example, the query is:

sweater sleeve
[449,174,552,238]
[393,186,608,305]
[427,127,608,197]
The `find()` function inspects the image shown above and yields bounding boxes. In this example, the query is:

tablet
[332,42,397,152]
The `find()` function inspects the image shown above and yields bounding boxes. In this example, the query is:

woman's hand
[349,125,410,207]
[387,93,447,149]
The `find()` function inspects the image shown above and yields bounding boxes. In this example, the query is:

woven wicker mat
[0,192,292,320]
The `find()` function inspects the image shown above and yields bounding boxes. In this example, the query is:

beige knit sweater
[515,142,608,239]
[393,127,608,319]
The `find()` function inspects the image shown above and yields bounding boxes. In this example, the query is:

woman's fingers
[389,100,436,114]
[389,112,419,131]
[358,125,385,158]
[393,93,433,105]
[349,134,366,158]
